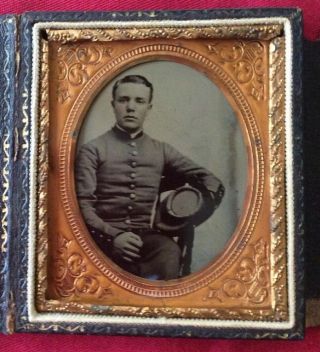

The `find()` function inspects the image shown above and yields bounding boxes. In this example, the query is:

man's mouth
[124,116,137,120]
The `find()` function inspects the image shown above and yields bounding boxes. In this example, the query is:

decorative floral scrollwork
[56,60,67,80]
[205,238,270,305]
[74,275,99,294]
[54,44,113,104]
[46,24,283,44]
[68,63,89,86]
[222,279,246,299]
[207,42,244,63]
[67,253,86,276]
[54,233,113,299]
[207,41,265,101]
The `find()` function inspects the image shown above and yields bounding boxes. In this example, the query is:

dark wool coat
[75,126,223,238]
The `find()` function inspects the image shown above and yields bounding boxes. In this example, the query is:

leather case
[0,15,17,334]
[0,9,307,338]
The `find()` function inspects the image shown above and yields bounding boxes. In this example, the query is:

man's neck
[115,124,143,139]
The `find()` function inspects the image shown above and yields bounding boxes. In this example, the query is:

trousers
[91,229,181,280]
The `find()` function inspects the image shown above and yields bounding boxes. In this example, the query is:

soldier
[75,75,224,280]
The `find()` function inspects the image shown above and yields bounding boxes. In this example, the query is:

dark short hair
[112,75,153,103]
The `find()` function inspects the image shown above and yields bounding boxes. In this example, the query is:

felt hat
[153,184,209,234]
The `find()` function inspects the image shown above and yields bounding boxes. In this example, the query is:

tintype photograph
[75,61,246,280]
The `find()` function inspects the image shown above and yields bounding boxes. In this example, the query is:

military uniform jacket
[75,126,223,238]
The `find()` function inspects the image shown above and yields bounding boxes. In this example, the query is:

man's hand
[113,232,143,262]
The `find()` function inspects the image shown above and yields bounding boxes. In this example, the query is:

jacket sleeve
[162,142,225,205]
[75,143,122,238]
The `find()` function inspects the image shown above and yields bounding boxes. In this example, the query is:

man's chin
[119,122,141,133]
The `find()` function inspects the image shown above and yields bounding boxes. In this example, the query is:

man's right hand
[113,232,143,262]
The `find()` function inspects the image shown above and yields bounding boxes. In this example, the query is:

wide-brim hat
[153,184,205,234]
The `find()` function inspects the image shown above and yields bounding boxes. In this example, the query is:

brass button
[128,205,133,211]
[131,161,137,167]
[130,184,135,189]
[130,142,136,147]
[130,193,136,199]
[125,219,131,224]
[130,172,136,179]
[131,151,138,156]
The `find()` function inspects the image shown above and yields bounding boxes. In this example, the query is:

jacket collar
[113,124,144,140]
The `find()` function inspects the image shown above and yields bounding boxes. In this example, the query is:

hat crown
[167,186,202,218]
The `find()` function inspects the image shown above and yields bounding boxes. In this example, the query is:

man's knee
[157,236,181,256]
[155,236,181,279]
[140,234,181,280]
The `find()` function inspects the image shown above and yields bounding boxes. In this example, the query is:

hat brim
[153,186,204,235]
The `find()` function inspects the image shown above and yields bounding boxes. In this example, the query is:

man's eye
[136,99,146,104]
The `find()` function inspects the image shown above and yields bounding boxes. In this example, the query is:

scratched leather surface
[0,15,16,334]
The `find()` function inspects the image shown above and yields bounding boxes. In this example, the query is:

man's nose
[126,100,136,111]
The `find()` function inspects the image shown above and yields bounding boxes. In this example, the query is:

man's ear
[148,103,153,110]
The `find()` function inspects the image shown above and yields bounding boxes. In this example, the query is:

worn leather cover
[0,15,16,334]
[0,1,318,351]
[0,8,308,336]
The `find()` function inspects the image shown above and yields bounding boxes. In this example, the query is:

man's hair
[112,75,153,103]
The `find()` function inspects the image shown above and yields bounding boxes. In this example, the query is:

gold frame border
[269,37,287,320]
[46,24,282,43]
[35,24,287,321]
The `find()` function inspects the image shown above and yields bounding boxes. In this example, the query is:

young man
[75,75,224,280]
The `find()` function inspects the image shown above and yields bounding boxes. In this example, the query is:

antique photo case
[7,9,303,338]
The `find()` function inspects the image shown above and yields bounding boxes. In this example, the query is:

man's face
[112,82,152,133]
